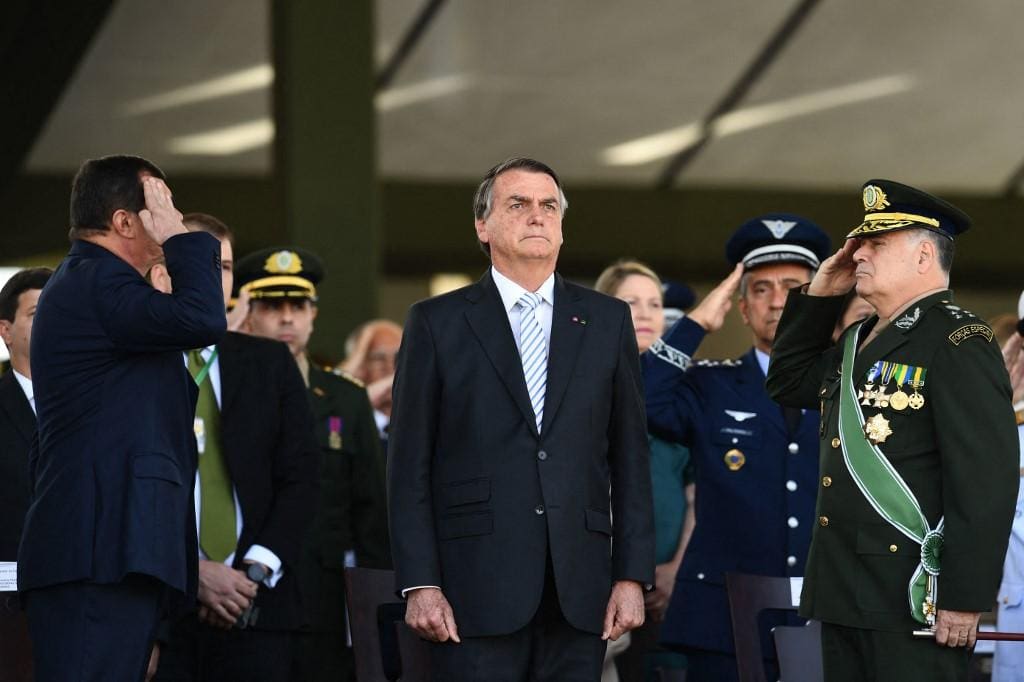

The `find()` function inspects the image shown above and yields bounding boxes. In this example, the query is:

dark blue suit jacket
[642,318,819,654]
[388,271,655,637]
[19,233,226,596]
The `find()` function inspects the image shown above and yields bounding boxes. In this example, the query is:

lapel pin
[571,315,587,325]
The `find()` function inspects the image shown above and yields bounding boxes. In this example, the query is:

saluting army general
[766,180,1019,681]
[235,247,390,682]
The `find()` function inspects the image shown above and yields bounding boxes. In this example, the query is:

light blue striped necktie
[517,292,547,432]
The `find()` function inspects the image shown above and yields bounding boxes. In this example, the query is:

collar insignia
[761,220,797,239]
[265,250,303,275]
[894,307,921,330]
[862,185,891,212]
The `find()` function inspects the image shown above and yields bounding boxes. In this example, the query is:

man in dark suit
[388,157,655,681]
[20,156,227,681]
[642,216,831,682]
[236,245,391,681]
[148,214,320,681]
[766,180,1018,680]
[0,267,50,563]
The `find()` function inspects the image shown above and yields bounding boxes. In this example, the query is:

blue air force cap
[847,179,971,240]
[725,214,831,271]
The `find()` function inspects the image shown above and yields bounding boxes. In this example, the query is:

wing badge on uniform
[725,410,757,422]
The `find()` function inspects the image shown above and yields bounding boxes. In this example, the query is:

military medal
[723,448,746,471]
[888,363,910,411]
[860,383,875,405]
[328,416,343,450]
[908,365,927,410]
[889,389,909,411]
[873,362,898,408]
[864,413,893,444]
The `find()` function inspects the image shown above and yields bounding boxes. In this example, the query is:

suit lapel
[464,272,539,436]
[214,333,243,419]
[541,276,586,434]
[0,372,35,445]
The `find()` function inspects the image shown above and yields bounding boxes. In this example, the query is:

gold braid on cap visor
[846,212,943,238]
[239,275,317,299]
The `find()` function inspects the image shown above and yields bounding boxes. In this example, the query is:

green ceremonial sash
[839,324,943,625]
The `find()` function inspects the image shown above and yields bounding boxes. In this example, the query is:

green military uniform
[766,180,1019,681]
[234,246,391,681]
[294,363,390,680]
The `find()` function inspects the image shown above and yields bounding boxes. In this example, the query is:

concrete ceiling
[24,0,1024,192]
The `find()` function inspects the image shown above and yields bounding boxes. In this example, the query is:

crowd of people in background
[1,154,1023,682]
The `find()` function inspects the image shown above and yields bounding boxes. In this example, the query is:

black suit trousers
[430,553,607,682]
[25,573,163,682]
[153,614,293,682]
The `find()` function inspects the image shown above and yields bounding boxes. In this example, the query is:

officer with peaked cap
[767,180,1018,680]
[642,214,831,681]
[235,246,391,681]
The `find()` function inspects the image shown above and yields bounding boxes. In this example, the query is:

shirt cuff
[401,585,441,599]
[244,545,284,588]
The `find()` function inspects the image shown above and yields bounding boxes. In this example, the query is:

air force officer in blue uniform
[641,217,831,682]
[20,156,227,681]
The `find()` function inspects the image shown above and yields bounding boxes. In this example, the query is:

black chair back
[344,567,430,682]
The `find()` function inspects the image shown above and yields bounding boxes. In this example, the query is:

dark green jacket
[766,289,1018,632]
[297,365,390,632]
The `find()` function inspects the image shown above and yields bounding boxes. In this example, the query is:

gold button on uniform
[819,516,829,527]
[831,437,840,448]
[822,476,832,487]
[889,544,898,553]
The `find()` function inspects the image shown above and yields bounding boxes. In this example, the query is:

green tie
[188,349,237,562]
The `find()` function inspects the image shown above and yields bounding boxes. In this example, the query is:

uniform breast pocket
[854,521,919,614]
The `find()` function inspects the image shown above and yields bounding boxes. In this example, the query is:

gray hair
[907,228,955,274]
[472,158,568,255]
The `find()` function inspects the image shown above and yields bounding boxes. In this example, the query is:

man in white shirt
[148,214,319,682]
[0,267,51,562]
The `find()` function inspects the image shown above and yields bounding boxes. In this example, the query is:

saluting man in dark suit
[148,214,320,682]
[236,245,391,681]
[20,156,227,681]
[388,157,655,681]
[642,216,831,682]
[0,267,51,563]
[766,180,1019,681]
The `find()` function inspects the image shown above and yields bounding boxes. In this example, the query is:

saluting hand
[688,263,743,333]
[603,580,645,641]
[138,176,188,246]
[807,239,858,297]
[406,587,461,643]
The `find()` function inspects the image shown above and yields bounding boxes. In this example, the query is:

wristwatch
[245,562,268,584]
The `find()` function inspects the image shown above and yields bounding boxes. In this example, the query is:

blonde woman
[596,261,692,682]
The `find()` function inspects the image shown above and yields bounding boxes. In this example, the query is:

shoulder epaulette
[331,367,366,388]
[694,358,743,368]
[938,300,979,322]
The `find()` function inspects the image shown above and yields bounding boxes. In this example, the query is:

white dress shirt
[186,346,283,587]
[12,370,34,415]
[490,266,555,353]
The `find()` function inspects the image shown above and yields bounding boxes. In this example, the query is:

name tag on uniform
[0,562,16,591]
[194,417,206,455]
